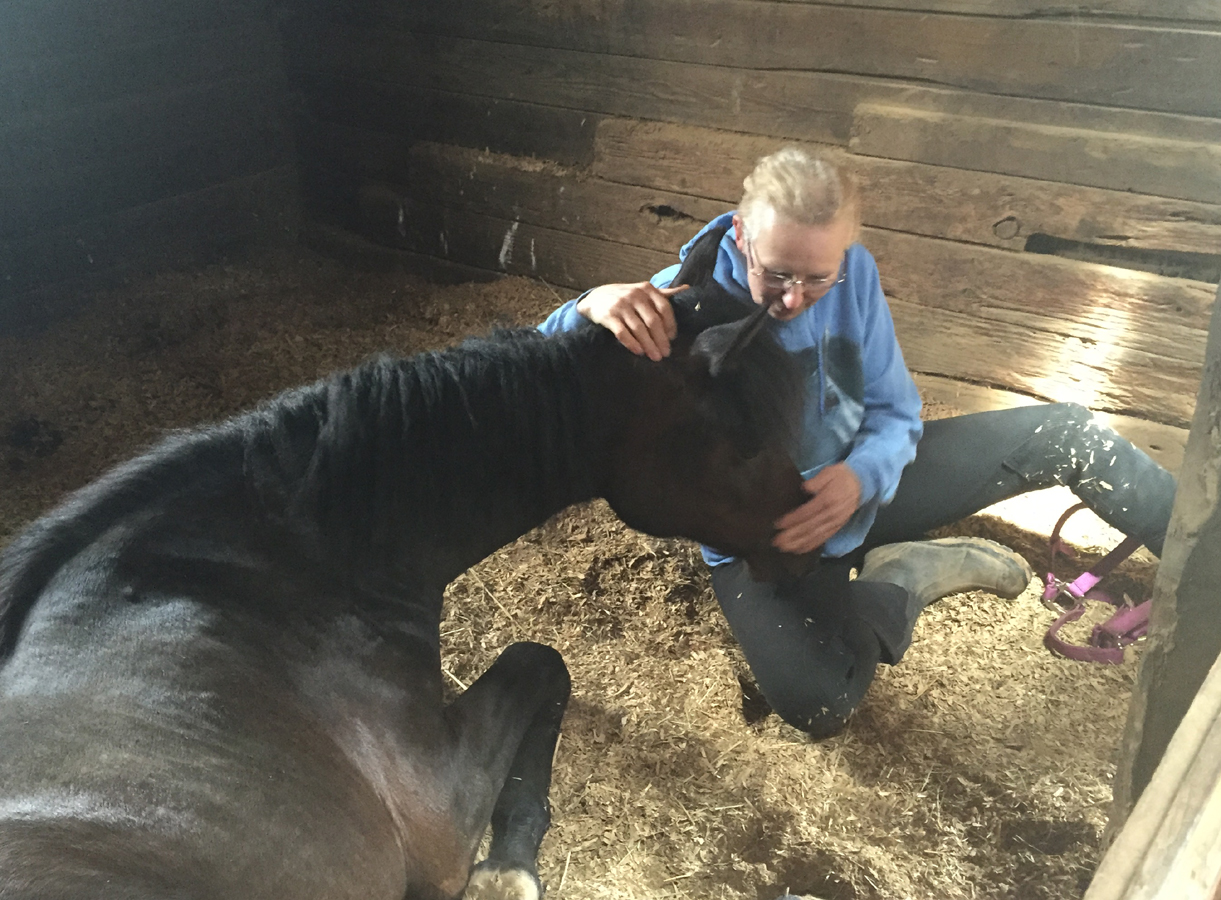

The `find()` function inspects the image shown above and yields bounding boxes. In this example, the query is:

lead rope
[1041,503,1150,664]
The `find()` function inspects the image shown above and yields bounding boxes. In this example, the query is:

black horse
[0,227,812,899]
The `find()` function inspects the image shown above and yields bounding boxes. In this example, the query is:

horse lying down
[0,226,815,899]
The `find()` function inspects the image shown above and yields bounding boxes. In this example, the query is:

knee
[1043,401,1093,432]
[756,670,869,741]
[498,642,571,694]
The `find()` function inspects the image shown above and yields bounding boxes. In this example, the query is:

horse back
[0,449,474,899]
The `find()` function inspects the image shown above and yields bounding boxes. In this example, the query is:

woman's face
[733,211,855,321]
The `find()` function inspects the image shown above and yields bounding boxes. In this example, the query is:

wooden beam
[398,0,1221,118]
[294,72,599,167]
[593,118,1221,257]
[305,128,728,253]
[913,373,1188,474]
[852,104,1221,207]
[308,136,1212,426]
[356,183,674,291]
[872,229,1213,427]
[288,26,1221,155]
[1097,283,1221,899]
[1087,650,1221,899]
[770,0,1221,23]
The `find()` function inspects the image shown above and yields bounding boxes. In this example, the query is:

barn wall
[282,0,1221,461]
[0,0,300,330]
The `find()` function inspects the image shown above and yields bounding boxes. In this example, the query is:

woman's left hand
[772,463,861,554]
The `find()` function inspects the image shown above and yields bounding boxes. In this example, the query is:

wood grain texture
[309,129,1212,424]
[771,0,1221,22]
[294,71,599,167]
[593,118,1221,256]
[912,373,1188,473]
[852,104,1221,206]
[1087,654,1221,899]
[397,0,1221,118]
[357,183,675,289]
[304,126,727,252]
[1100,285,1221,899]
[871,227,1212,425]
[287,25,1221,151]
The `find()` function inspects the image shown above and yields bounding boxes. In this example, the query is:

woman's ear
[732,214,747,253]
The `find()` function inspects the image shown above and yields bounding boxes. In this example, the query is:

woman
[539,147,1176,738]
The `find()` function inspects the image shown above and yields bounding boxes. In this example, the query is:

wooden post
[1087,651,1221,898]
[1109,282,1221,835]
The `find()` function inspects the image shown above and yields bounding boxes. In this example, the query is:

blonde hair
[739,147,860,241]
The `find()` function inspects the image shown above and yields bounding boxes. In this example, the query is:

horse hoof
[463,862,542,900]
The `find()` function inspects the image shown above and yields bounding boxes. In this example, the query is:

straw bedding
[0,249,1158,899]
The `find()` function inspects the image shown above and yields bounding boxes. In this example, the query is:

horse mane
[0,327,603,659]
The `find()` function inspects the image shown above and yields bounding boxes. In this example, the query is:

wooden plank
[852,104,1221,207]
[353,184,675,291]
[299,221,508,287]
[1,75,293,237]
[771,0,1221,24]
[872,223,1214,427]
[303,126,728,254]
[0,0,267,63]
[871,229,1213,427]
[593,118,1221,258]
[294,72,598,167]
[913,373,1188,473]
[1088,655,1221,899]
[0,166,299,330]
[0,24,283,122]
[308,133,1211,424]
[891,298,1200,427]
[290,27,1221,151]
[285,25,855,143]
[1098,285,1221,899]
[399,0,1221,119]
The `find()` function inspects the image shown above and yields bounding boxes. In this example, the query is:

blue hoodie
[539,212,924,563]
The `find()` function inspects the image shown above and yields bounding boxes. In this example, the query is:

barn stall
[1,0,1219,897]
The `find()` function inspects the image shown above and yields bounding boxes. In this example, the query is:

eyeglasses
[744,238,846,299]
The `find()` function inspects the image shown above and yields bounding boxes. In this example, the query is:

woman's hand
[772,463,862,554]
[576,282,688,361]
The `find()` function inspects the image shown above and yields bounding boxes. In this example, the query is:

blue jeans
[710,403,1175,738]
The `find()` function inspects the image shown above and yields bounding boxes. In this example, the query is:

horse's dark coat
[0,226,814,899]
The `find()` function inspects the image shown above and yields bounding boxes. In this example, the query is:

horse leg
[443,641,570,900]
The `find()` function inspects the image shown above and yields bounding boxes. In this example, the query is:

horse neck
[308,333,627,590]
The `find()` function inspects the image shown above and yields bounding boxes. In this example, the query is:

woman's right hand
[576,282,688,361]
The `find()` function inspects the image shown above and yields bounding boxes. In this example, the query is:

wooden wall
[283,0,1221,464]
[0,0,300,330]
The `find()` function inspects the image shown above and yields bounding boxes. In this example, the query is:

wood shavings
[0,248,1158,900]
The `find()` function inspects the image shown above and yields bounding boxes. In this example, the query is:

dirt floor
[0,248,1161,900]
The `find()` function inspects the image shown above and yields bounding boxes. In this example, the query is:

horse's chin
[741,546,821,585]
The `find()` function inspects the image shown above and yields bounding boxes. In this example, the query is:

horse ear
[670,224,757,333]
[692,303,774,377]
[670,224,731,292]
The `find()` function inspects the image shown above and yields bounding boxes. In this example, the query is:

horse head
[601,225,820,583]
